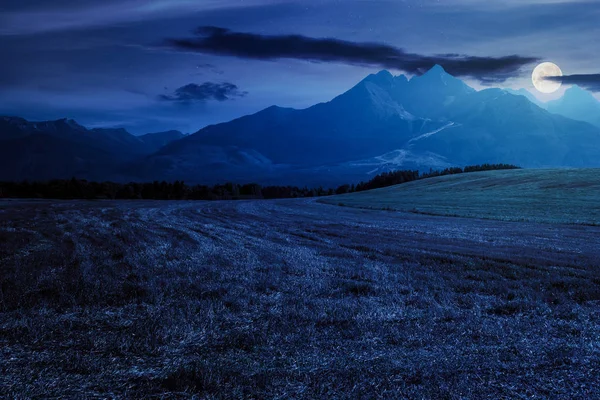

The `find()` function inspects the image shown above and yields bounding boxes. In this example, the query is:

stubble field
[1,198,600,398]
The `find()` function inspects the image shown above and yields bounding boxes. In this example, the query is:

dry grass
[1,199,600,398]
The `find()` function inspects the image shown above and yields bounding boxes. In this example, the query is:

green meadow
[321,168,600,225]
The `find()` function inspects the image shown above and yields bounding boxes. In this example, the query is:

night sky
[1,0,599,134]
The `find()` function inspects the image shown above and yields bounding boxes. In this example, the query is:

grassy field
[2,198,600,398]
[321,168,600,225]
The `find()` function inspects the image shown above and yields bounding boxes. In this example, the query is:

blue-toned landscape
[2,1,600,398]
[4,66,600,186]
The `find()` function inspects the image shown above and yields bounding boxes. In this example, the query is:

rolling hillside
[321,168,600,225]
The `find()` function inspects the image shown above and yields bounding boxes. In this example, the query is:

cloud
[194,63,224,76]
[545,74,600,92]
[197,63,217,69]
[165,26,539,82]
[159,82,247,103]
[0,0,285,35]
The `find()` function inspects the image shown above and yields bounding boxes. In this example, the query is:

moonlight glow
[532,62,563,93]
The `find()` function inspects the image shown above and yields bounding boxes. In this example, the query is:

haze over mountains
[546,86,600,128]
[2,66,600,186]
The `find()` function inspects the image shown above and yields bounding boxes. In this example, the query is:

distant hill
[320,168,600,225]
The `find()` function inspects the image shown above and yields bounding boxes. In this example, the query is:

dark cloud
[165,26,539,82]
[545,74,600,92]
[159,82,247,104]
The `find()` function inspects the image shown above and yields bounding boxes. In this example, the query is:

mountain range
[0,117,185,181]
[2,65,600,186]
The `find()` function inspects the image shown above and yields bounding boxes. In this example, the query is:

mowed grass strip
[321,168,600,225]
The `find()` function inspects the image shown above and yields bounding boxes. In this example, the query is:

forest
[0,164,519,200]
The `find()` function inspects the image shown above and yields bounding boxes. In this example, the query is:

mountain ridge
[3,66,600,185]
[547,85,600,128]
[0,117,186,181]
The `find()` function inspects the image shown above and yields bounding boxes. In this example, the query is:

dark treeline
[0,164,519,200]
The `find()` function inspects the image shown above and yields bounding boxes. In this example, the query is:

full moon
[532,62,563,93]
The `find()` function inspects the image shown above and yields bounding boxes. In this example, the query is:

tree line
[0,164,519,200]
